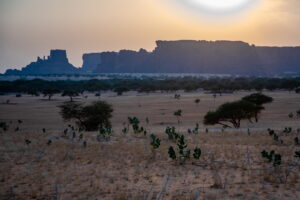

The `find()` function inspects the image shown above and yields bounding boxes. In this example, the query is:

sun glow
[178,0,257,14]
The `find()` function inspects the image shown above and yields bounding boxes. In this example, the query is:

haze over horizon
[1,0,300,72]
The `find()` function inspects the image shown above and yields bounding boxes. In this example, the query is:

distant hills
[5,40,300,76]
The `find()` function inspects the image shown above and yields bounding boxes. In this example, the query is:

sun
[176,0,256,15]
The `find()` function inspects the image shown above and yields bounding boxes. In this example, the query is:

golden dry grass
[0,91,299,199]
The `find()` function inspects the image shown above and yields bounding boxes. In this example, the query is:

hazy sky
[1,0,300,72]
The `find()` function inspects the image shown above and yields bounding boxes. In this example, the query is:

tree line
[0,77,299,93]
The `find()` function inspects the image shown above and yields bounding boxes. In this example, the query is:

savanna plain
[0,91,299,200]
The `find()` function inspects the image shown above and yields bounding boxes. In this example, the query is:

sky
[0,0,300,72]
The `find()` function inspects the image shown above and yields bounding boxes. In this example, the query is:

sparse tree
[114,87,129,96]
[62,90,79,102]
[43,89,60,100]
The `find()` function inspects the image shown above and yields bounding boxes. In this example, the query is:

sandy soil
[0,91,299,199]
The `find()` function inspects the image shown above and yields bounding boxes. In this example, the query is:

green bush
[59,101,113,131]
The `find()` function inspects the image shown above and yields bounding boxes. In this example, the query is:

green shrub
[59,101,113,131]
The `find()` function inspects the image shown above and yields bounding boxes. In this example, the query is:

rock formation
[5,50,79,75]
[4,41,300,75]
[84,40,300,75]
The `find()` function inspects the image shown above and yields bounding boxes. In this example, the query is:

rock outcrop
[84,40,300,75]
[4,41,300,75]
[5,50,79,75]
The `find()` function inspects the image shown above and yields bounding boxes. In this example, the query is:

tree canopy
[242,93,273,105]
[204,100,264,128]
[62,90,79,102]
[59,100,113,131]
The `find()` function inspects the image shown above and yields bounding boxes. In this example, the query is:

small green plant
[267,129,282,144]
[267,128,275,136]
[25,139,31,145]
[174,94,180,100]
[174,109,182,124]
[294,137,299,145]
[168,146,176,160]
[0,122,8,131]
[294,151,300,159]
[193,123,199,134]
[261,150,281,167]
[150,134,161,149]
[283,127,292,134]
[193,147,202,159]
[97,126,112,141]
[194,99,200,105]
[122,127,128,134]
[83,141,87,148]
[165,126,179,141]
[168,135,201,164]
[297,110,300,117]
[128,117,145,134]
[177,135,190,160]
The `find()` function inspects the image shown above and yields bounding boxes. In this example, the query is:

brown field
[0,91,299,200]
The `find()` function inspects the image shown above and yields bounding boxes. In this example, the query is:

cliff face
[5,41,300,75]
[84,40,300,75]
[92,49,150,73]
[5,50,79,75]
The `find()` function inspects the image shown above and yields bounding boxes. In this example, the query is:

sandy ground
[0,90,299,199]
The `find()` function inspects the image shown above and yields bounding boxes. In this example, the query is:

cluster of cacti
[188,123,199,134]
[128,117,147,135]
[168,134,201,164]
[261,150,281,167]
[0,122,8,131]
[165,126,179,141]
[150,134,161,149]
[97,126,112,141]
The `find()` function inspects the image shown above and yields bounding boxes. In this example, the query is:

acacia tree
[43,89,60,100]
[62,90,79,102]
[204,100,264,128]
[59,101,113,131]
[242,93,273,122]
